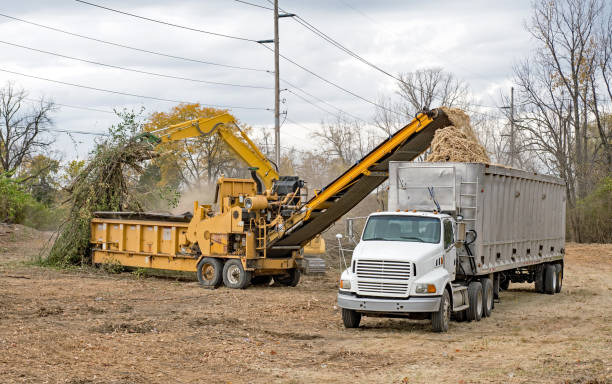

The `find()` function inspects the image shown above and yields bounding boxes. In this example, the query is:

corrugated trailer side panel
[475,165,565,275]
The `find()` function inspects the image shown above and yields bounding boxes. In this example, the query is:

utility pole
[273,0,281,168]
[509,87,515,167]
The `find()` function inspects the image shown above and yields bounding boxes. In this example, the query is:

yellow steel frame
[150,113,279,189]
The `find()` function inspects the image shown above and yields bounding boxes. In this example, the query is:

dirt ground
[0,225,610,384]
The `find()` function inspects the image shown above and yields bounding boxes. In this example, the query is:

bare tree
[373,96,405,136]
[315,115,379,165]
[397,68,469,115]
[0,83,55,174]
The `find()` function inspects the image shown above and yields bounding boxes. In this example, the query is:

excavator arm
[145,113,279,189]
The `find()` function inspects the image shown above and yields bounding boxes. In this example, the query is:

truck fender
[410,268,451,297]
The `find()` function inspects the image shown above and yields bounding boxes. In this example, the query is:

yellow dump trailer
[90,213,197,272]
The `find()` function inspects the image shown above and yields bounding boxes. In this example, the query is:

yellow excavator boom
[148,113,280,189]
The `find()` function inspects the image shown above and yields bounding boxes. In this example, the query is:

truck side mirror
[346,219,354,239]
[455,222,466,244]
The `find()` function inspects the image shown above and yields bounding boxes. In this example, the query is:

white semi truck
[337,162,566,332]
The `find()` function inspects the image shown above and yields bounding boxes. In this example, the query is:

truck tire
[251,275,273,286]
[342,308,361,328]
[431,289,451,332]
[196,257,224,288]
[544,264,556,295]
[466,281,483,322]
[274,268,301,287]
[481,278,494,317]
[222,259,251,289]
[454,310,467,322]
[554,264,563,293]
[534,265,545,293]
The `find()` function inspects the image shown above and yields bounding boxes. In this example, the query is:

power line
[259,44,400,116]
[286,89,344,120]
[75,0,258,42]
[23,97,115,114]
[45,128,109,136]
[0,68,270,111]
[0,13,269,73]
[0,40,272,90]
[232,0,273,10]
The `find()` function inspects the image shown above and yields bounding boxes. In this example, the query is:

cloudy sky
[0,0,532,160]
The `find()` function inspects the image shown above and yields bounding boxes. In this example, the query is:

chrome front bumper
[337,291,441,313]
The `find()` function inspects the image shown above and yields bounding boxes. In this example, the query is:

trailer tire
[274,268,301,287]
[222,259,251,289]
[251,275,273,286]
[432,289,451,332]
[554,264,563,293]
[499,275,510,291]
[196,257,224,288]
[534,265,545,293]
[481,278,494,317]
[342,308,361,328]
[466,281,483,322]
[454,309,467,322]
[544,264,556,295]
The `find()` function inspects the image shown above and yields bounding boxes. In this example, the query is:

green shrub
[570,177,612,243]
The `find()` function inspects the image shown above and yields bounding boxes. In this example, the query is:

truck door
[443,219,456,279]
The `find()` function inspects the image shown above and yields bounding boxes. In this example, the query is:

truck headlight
[415,283,436,294]
[340,279,351,290]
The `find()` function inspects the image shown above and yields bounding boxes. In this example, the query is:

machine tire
[274,268,301,287]
[454,309,467,322]
[222,259,251,289]
[196,257,224,288]
[432,289,451,332]
[544,264,556,295]
[554,264,563,293]
[481,278,494,317]
[341,308,361,328]
[251,275,273,286]
[466,281,483,322]
[534,265,545,293]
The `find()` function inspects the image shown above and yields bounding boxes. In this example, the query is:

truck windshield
[362,215,441,244]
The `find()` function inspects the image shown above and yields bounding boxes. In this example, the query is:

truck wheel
[481,278,494,317]
[554,264,563,293]
[534,265,545,293]
[251,275,273,286]
[222,259,251,289]
[274,269,301,287]
[466,281,483,322]
[342,308,361,328]
[432,289,451,332]
[196,257,223,288]
[544,264,556,295]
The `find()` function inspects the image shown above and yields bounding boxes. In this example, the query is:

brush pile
[426,107,490,163]
[47,136,157,266]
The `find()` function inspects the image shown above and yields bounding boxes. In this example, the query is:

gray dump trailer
[337,162,566,332]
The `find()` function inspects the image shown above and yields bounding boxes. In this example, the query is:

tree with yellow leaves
[144,103,249,191]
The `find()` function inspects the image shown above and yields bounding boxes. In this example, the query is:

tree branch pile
[46,137,157,266]
[426,107,490,163]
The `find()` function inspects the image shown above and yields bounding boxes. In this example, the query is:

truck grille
[356,260,411,295]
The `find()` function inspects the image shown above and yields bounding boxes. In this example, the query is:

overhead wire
[0,13,269,73]
[232,0,273,10]
[75,0,258,42]
[0,68,270,111]
[23,97,115,115]
[0,40,272,90]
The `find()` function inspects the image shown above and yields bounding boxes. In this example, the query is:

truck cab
[337,211,464,332]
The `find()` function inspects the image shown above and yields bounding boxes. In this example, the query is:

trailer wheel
[554,264,563,293]
[481,278,494,317]
[274,268,301,287]
[341,308,361,328]
[196,257,224,288]
[466,281,483,322]
[544,264,556,295]
[222,259,251,289]
[251,275,273,286]
[431,289,451,332]
[534,265,545,293]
